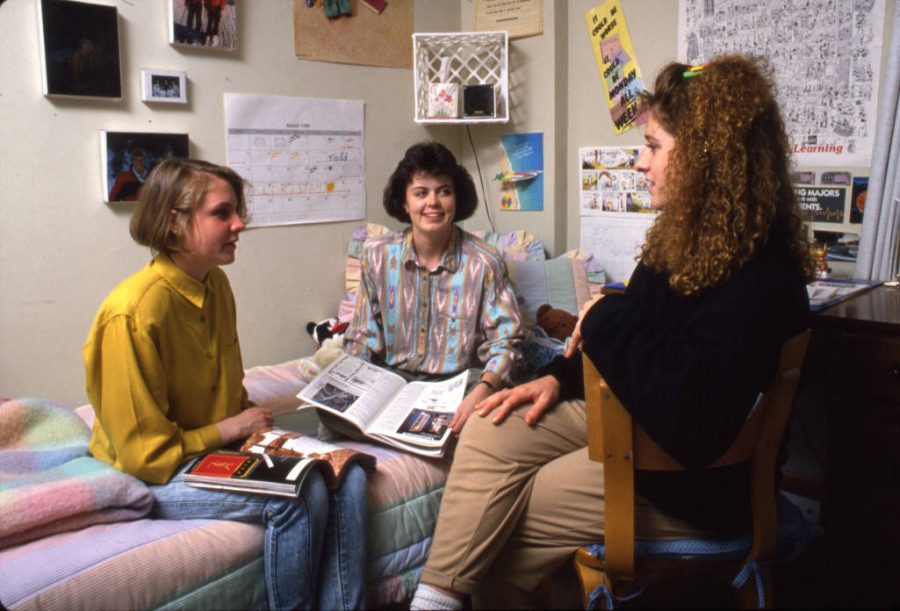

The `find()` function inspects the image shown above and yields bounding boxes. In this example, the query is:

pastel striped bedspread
[0,360,450,609]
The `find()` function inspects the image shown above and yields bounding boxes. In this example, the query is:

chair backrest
[582,330,811,581]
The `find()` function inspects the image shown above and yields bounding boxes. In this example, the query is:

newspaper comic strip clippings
[677,0,885,167]
[579,146,653,215]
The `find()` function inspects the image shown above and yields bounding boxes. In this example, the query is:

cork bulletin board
[293,0,413,68]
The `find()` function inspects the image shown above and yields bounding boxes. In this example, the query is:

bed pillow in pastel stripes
[506,256,593,328]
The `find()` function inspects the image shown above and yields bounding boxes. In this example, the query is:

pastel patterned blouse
[344,227,523,384]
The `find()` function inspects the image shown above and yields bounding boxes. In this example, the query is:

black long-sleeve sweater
[543,238,809,533]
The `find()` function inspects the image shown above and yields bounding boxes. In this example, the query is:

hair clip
[682,64,706,78]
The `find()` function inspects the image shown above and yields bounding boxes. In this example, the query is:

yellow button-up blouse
[84,255,249,484]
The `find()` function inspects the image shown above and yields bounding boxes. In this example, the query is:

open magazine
[297,353,469,458]
[184,428,375,498]
[807,279,880,312]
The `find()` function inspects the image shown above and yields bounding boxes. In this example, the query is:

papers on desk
[807,279,881,312]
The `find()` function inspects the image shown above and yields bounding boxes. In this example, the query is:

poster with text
[584,0,647,134]
[475,0,543,39]
[795,187,846,224]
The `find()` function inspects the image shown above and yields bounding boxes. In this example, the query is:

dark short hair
[130,158,248,255]
[382,141,478,223]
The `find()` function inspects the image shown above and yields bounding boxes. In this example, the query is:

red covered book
[185,430,374,498]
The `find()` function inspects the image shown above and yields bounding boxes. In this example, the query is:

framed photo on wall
[169,0,237,51]
[101,131,190,203]
[141,69,188,104]
[37,0,122,99]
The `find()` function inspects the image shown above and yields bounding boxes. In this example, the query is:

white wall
[0,0,563,405]
[0,0,463,404]
[564,0,678,251]
[2,0,895,404]
[455,0,569,255]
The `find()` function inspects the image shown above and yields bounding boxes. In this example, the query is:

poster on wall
[169,0,237,50]
[38,0,122,99]
[850,177,868,224]
[225,93,365,228]
[475,0,543,39]
[101,131,190,203]
[584,0,647,134]
[497,132,544,211]
[677,0,885,167]
[794,186,847,224]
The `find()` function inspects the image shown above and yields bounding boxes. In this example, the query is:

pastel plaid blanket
[0,398,152,550]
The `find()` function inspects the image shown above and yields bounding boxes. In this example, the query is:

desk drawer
[827,410,900,493]
[826,332,900,407]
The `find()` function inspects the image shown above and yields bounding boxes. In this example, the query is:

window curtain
[855,0,900,281]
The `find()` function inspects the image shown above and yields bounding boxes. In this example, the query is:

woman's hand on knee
[475,375,561,427]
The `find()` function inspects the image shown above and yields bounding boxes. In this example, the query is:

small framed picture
[37,0,122,99]
[101,131,190,203]
[169,0,237,51]
[141,69,187,104]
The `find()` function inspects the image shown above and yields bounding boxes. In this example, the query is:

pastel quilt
[0,398,153,551]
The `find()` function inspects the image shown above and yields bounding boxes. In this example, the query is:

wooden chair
[573,330,812,609]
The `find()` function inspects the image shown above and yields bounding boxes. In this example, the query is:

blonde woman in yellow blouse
[84,158,368,610]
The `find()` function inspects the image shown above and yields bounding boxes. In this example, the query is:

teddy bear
[535,303,578,341]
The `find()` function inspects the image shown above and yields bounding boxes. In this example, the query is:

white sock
[410,583,464,610]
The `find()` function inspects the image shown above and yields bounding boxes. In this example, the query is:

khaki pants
[422,399,707,606]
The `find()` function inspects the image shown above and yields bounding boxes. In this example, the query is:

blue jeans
[150,462,368,610]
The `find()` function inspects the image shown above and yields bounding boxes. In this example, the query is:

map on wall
[224,94,365,228]
[677,0,885,167]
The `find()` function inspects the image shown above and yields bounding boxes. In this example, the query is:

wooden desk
[798,284,900,606]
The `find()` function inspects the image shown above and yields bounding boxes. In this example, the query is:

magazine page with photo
[297,353,469,457]
[240,427,375,487]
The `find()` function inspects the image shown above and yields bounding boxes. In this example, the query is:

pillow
[344,223,392,296]
[506,255,595,328]
[469,229,546,262]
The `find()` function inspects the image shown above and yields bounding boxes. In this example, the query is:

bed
[0,359,450,610]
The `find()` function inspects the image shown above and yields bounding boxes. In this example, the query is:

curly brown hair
[639,54,813,295]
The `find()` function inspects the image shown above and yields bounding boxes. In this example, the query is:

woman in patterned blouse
[343,141,525,433]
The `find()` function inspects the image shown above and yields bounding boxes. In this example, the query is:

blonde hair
[639,54,813,295]
[129,159,248,255]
